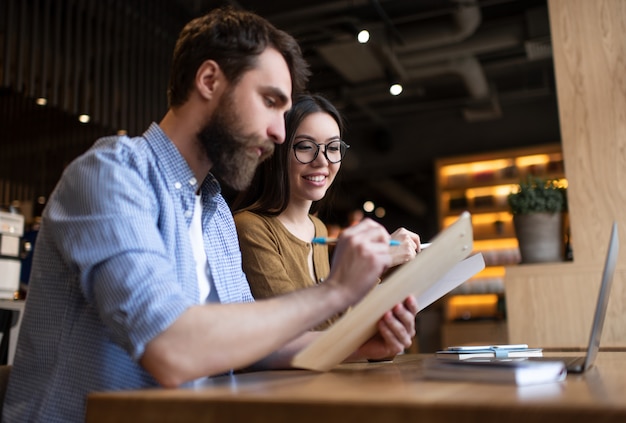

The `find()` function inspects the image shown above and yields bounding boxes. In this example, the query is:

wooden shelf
[434,144,566,347]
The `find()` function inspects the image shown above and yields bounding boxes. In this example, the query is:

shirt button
[189,177,197,186]
[174,182,182,189]
[185,210,192,218]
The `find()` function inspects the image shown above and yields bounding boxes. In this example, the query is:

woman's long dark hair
[232,93,345,216]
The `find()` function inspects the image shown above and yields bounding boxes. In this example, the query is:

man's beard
[199,95,274,191]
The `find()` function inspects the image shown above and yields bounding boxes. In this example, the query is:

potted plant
[507,176,568,263]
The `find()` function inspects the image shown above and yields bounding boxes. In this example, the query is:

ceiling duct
[389,0,481,53]
[341,56,489,108]
[314,0,489,124]
[316,0,482,84]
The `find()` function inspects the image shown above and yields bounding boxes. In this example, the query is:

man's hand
[326,219,393,305]
[354,295,418,360]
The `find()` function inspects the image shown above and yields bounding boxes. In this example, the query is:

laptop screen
[583,221,619,371]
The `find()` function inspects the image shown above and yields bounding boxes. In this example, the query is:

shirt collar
[143,122,221,198]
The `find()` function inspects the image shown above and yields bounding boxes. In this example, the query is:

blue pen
[311,237,401,246]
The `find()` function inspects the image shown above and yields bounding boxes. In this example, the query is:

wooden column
[505,0,626,348]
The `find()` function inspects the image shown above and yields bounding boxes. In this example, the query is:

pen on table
[311,237,401,246]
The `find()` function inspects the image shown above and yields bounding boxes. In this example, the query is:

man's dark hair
[233,93,345,216]
[168,7,310,107]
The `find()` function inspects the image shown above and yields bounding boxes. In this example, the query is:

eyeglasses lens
[294,140,348,164]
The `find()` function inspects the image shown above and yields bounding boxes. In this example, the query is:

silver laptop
[530,221,619,373]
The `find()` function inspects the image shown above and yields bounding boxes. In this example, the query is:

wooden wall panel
[506,264,626,348]
[550,0,626,266]
[506,0,626,348]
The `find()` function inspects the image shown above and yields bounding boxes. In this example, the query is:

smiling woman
[232,93,422,330]
[232,93,347,329]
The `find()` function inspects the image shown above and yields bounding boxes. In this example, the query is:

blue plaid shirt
[3,123,253,423]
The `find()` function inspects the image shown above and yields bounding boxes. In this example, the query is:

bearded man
[3,7,417,423]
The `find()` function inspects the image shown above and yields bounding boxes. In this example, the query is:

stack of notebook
[435,344,543,360]
[423,356,566,386]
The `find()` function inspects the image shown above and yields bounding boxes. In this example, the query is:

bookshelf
[434,144,566,346]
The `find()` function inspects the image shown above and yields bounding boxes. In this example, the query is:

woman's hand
[389,227,422,267]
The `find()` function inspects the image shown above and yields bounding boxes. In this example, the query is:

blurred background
[0,0,559,240]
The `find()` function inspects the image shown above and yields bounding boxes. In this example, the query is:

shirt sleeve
[45,141,192,360]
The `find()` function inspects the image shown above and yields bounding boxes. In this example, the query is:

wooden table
[86,353,626,423]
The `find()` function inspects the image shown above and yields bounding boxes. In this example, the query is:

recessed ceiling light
[357,29,370,44]
[389,83,403,96]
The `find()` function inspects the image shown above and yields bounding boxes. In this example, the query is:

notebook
[529,221,619,373]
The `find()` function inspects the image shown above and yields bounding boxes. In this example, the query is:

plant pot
[513,212,564,263]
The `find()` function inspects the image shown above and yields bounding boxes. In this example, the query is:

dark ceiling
[175,0,555,125]
[0,0,561,238]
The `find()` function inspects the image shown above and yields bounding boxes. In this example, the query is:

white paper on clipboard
[416,252,485,312]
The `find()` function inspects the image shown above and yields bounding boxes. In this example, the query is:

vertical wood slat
[28,0,41,97]
[100,0,112,128]
[15,0,28,91]
[83,0,94,117]
[111,0,121,130]
[91,0,101,123]
[51,0,63,106]
[121,2,130,133]
[40,0,52,99]
[127,5,136,134]
[72,0,83,115]
[62,0,74,111]
[2,0,16,87]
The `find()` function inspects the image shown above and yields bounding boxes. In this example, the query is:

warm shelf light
[448,294,499,307]
[472,238,519,250]
[474,266,506,279]
[445,293,501,320]
[442,159,511,177]
[443,212,513,227]
[515,154,550,167]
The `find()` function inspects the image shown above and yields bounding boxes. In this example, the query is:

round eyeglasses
[292,140,350,164]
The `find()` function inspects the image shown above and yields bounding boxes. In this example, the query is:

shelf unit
[433,144,566,346]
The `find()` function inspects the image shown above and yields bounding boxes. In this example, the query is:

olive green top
[234,210,338,330]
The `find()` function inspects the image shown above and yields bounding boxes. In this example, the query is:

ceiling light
[357,29,370,44]
[363,201,375,213]
[389,83,403,96]
[78,114,90,123]
[35,98,47,106]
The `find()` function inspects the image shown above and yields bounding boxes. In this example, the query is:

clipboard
[291,211,479,371]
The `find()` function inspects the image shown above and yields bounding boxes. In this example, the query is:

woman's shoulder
[233,210,276,228]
